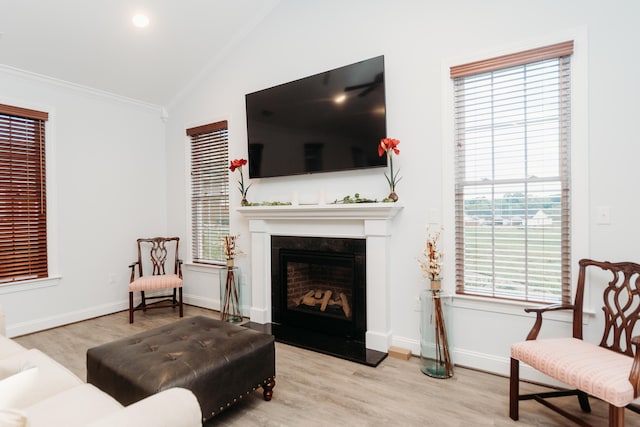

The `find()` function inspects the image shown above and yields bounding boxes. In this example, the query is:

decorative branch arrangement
[221,235,241,322]
[418,225,443,282]
[428,292,454,378]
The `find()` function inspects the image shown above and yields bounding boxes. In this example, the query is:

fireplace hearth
[269,235,386,366]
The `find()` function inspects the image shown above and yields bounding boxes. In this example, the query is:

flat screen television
[245,55,387,179]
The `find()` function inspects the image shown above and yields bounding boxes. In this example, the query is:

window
[0,103,49,284]
[187,120,230,264]
[451,41,573,304]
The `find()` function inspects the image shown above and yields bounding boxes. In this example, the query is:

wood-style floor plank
[13,306,635,426]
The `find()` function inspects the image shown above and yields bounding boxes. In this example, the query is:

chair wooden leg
[141,291,146,311]
[179,287,183,317]
[129,292,134,324]
[577,390,591,413]
[510,357,519,420]
[609,404,624,427]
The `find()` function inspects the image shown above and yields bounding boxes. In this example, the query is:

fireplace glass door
[271,236,366,343]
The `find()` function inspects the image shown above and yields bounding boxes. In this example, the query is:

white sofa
[0,305,202,427]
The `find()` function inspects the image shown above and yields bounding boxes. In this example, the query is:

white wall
[0,67,168,336]
[166,0,640,380]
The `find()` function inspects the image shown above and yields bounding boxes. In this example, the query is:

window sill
[184,262,224,274]
[0,275,62,295]
[451,293,594,324]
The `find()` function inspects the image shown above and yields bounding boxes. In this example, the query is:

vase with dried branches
[220,235,242,322]
[418,226,453,378]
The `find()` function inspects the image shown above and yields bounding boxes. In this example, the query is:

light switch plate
[596,206,611,224]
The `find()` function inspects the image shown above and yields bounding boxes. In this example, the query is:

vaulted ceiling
[0,0,280,106]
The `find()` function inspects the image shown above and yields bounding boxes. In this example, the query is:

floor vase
[220,265,242,322]
[420,289,453,378]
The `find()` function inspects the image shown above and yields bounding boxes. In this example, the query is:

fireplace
[238,203,403,366]
[270,235,384,365]
[271,235,366,346]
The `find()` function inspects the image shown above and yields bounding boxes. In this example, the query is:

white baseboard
[183,294,218,311]
[8,293,224,338]
[390,335,565,388]
[8,301,128,338]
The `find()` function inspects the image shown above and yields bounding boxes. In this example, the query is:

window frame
[441,32,589,308]
[452,42,572,304]
[186,120,230,265]
[0,103,49,285]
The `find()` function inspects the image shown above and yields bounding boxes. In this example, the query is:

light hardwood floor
[14,305,635,427]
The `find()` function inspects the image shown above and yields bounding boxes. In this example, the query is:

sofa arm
[87,388,202,427]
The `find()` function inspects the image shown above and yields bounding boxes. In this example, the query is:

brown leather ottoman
[86,316,275,420]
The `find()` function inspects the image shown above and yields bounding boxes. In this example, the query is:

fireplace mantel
[238,202,403,353]
[237,202,403,220]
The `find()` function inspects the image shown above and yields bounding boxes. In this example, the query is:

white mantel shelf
[237,202,403,220]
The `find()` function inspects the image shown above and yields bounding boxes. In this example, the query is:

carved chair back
[575,259,640,356]
[136,237,181,278]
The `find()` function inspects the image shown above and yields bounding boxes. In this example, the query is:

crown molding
[0,64,161,112]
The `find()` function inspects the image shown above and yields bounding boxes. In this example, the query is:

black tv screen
[245,56,387,179]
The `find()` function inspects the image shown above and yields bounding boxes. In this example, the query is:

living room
[1,0,639,424]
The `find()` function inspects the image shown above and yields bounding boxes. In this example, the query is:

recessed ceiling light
[132,13,150,28]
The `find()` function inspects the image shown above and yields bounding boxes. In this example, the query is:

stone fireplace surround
[238,203,402,354]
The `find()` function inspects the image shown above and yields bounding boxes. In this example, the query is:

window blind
[0,104,49,284]
[452,44,572,304]
[187,120,229,264]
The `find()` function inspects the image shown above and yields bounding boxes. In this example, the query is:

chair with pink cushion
[510,259,640,427]
[128,237,183,323]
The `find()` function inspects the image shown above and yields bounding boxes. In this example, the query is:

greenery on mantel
[332,193,390,204]
[244,201,292,206]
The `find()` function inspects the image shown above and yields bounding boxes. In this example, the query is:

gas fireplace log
[320,290,332,311]
[297,290,315,306]
[339,292,351,318]
[300,292,322,307]
[297,289,352,318]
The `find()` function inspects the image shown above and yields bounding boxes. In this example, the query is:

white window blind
[0,104,49,284]
[187,121,229,264]
[452,42,573,303]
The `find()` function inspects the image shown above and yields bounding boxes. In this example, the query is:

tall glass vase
[219,263,242,323]
[420,288,453,378]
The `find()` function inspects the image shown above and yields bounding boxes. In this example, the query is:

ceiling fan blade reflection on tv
[344,72,384,97]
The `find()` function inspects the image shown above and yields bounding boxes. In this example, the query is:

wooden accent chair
[510,259,640,427]
[128,237,183,323]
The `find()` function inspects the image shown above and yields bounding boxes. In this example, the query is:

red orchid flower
[229,158,247,172]
[378,138,400,157]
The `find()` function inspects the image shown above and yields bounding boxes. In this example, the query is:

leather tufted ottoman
[86,316,275,420]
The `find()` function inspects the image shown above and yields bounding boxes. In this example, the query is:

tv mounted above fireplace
[245,55,387,179]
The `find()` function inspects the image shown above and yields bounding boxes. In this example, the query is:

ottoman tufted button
[166,351,183,361]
